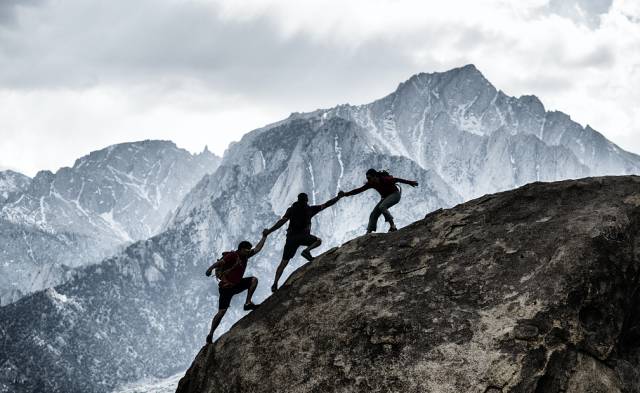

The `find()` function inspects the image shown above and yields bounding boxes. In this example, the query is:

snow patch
[45,287,83,311]
[334,135,344,194]
[144,265,164,283]
[307,162,317,205]
[100,210,132,242]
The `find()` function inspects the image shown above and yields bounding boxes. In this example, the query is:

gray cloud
[0,0,424,108]
[0,0,638,177]
[547,0,613,28]
[568,45,615,68]
[0,0,44,26]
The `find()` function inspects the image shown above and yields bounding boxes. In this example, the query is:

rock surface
[177,176,640,393]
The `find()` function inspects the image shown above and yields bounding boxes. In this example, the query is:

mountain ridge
[0,140,220,305]
[1,65,639,392]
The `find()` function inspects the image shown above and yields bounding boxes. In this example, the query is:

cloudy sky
[1,0,639,176]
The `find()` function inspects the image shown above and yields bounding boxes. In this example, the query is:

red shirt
[218,250,253,288]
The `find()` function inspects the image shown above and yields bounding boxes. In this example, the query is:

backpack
[214,251,240,284]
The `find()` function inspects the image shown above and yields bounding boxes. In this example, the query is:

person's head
[366,168,380,184]
[297,192,309,205]
[237,240,253,257]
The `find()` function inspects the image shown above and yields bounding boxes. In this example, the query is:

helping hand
[410,181,419,187]
[338,190,345,198]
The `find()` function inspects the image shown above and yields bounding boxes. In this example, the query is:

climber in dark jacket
[339,169,418,233]
[264,192,342,292]
[204,232,268,344]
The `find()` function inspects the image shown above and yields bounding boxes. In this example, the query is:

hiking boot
[243,302,260,311]
[271,284,278,293]
[206,334,213,344]
[388,226,397,232]
[301,249,314,261]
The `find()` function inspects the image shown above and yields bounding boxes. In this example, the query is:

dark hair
[297,193,308,203]
[237,241,253,251]
[366,168,378,177]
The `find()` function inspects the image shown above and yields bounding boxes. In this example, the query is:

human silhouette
[340,169,418,233]
[264,192,342,292]
[204,232,268,343]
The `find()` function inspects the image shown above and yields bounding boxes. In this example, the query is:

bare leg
[245,277,258,305]
[207,308,227,343]
[303,237,321,253]
[272,259,290,292]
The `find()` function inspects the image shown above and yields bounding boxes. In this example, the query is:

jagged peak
[71,140,181,169]
[393,64,493,99]
[517,94,546,113]
[0,169,30,180]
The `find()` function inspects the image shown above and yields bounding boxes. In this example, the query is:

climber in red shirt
[340,169,418,233]
[204,231,268,343]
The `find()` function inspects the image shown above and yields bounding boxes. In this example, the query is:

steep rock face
[0,140,220,305]
[177,176,640,393]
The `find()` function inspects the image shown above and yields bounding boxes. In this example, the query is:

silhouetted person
[265,192,342,292]
[340,169,418,233]
[204,233,268,343]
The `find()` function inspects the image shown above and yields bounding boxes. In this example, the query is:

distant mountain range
[1,65,638,393]
[0,140,220,305]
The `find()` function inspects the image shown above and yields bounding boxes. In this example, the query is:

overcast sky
[1,0,639,176]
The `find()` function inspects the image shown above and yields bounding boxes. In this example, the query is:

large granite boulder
[177,176,640,393]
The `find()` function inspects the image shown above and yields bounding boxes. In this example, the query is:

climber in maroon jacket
[339,169,418,233]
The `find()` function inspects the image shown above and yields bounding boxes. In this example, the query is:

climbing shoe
[301,249,314,261]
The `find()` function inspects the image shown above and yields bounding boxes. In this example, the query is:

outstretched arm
[265,216,289,236]
[318,195,342,211]
[251,233,268,255]
[341,183,371,197]
[394,177,419,187]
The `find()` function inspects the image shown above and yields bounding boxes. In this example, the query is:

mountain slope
[177,176,640,393]
[322,64,638,199]
[0,170,31,204]
[0,141,220,305]
[2,65,640,392]
[0,117,461,393]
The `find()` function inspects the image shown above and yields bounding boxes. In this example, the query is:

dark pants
[368,191,401,232]
[282,233,319,260]
[218,277,253,310]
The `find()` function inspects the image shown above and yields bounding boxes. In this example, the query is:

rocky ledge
[177,176,640,393]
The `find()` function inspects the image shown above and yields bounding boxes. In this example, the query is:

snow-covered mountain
[278,64,638,199]
[0,65,638,393]
[0,140,220,305]
[0,118,461,393]
[0,170,31,204]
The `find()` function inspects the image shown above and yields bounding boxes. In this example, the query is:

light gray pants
[367,191,401,232]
